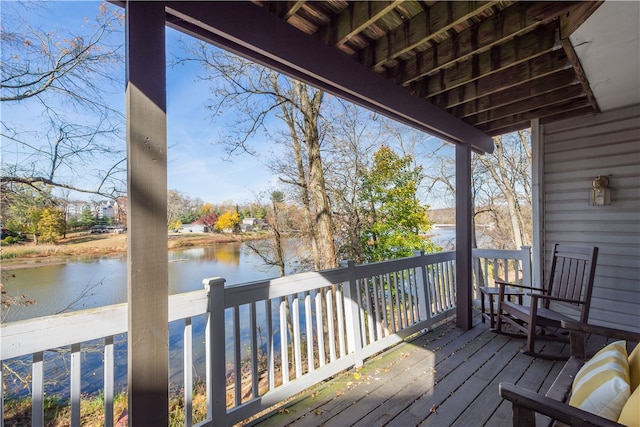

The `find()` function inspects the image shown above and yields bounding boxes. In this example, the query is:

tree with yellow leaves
[215,211,239,232]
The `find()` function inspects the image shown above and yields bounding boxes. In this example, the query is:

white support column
[125,2,168,424]
[531,118,545,288]
[456,143,473,330]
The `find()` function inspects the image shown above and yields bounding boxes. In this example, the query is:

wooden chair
[495,244,599,359]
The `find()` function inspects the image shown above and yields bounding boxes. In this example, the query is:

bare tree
[1,2,126,201]
[424,130,532,250]
[178,46,337,269]
[476,131,532,248]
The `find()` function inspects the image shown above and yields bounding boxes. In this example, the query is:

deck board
[249,314,579,427]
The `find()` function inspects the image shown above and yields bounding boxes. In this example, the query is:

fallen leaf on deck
[430,405,437,414]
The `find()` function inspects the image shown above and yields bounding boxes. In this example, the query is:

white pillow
[569,340,631,421]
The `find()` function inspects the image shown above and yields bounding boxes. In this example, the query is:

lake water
[2,241,282,322]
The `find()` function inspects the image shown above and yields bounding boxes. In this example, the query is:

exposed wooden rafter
[159,1,605,142]
[251,1,603,138]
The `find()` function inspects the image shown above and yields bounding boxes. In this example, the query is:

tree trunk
[295,81,337,270]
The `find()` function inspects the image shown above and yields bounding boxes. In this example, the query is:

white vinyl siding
[541,104,640,332]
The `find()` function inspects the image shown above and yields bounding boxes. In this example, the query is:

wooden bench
[499,320,640,427]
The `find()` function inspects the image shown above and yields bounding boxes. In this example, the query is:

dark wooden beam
[326,1,401,48]
[165,1,493,152]
[561,39,600,113]
[465,84,585,126]
[539,106,596,125]
[424,50,572,108]
[560,1,604,38]
[445,68,578,116]
[395,2,578,86]
[482,120,534,137]
[406,22,561,97]
[482,103,595,136]
[477,98,592,134]
[284,1,307,22]
[125,2,169,425]
[360,1,499,70]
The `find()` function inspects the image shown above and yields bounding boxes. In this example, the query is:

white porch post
[531,118,545,288]
[125,2,168,424]
[456,143,473,330]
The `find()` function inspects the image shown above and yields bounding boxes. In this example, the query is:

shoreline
[1,231,265,270]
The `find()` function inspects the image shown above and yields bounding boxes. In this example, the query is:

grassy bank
[0,231,260,268]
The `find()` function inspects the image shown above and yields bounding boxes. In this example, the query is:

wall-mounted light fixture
[591,175,610,206]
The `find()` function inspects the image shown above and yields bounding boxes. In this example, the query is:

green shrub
[1,236,20,245]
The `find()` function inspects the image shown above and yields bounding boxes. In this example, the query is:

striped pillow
[569,340,631,421]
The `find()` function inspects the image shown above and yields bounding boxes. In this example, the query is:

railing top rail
[472,247,530,259]
[224,267,348,307]
[1,289,209,360]
[351,251,456,280]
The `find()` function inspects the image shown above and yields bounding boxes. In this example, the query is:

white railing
[0,248,529,426]
[472,246,532,298]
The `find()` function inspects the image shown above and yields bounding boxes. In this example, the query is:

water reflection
[3,241,278,322]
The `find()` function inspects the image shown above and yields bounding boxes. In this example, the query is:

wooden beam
[125,2,168,425]
[561,39,600,113]
[456,143,473,330]
[326,1,402,47]
[284,1,306,22]
[425,50,572,108]
[445,68,578,116]
[395,2,578,86]
[539,106,595,125]
[560,1,604,38]
[464,84,585,126]
[477,99,592,135]
[361,1,499,70]
[407,22,561,97]
[165,1,493,152]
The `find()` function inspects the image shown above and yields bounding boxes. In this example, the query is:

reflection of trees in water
[199,244,241,265]
[187,239,313,272]
[243,238,315,275]
[213,245,241,266]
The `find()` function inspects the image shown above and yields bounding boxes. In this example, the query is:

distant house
[240,218,268,232]
[179,223,208,233]
[240,218,258,232]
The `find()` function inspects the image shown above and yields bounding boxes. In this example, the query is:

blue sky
[1,1,453,208]
[2,1,282,205]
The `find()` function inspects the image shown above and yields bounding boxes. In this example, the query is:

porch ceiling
[164,0,640,139]
[119,1,640,145]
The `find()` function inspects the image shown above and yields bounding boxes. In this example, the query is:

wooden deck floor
[250,313,573,427]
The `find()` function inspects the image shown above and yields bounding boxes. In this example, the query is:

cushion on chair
[629,343,640,392]
[569,340,631,421]
[618,384,639,427]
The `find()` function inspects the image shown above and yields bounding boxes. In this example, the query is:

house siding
[541,104,640,332]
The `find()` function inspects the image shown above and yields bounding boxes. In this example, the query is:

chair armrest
[561,320,640,342]
[499,383,624,427]
[494,279,545,293]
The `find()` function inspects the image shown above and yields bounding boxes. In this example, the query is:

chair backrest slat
[544,244,598,320]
